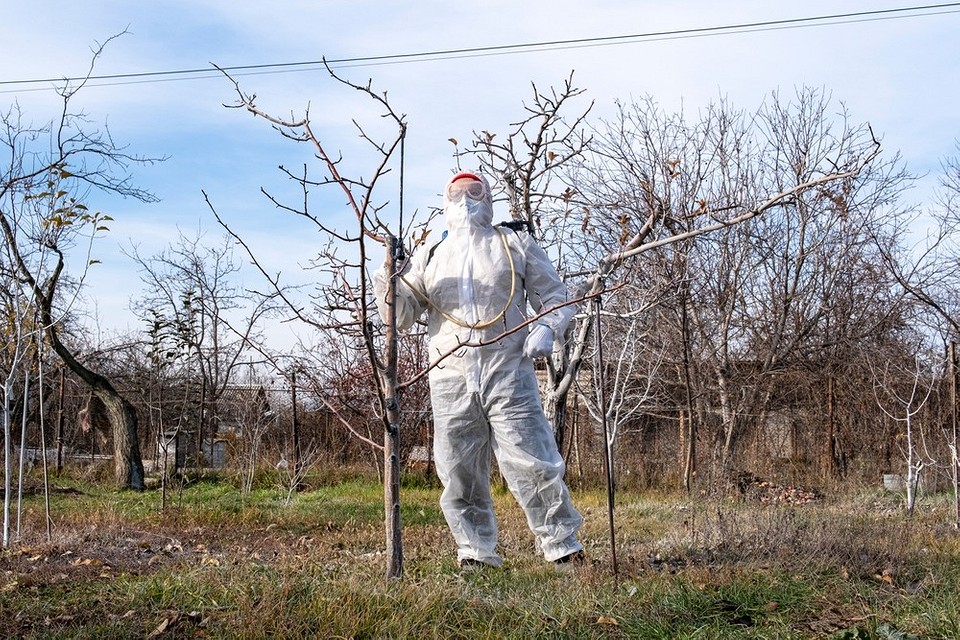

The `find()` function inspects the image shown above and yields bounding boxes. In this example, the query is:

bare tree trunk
[680,298,696,493]
[105,394,146,491]
[546,280,605,448]
[574,409,583,483]
[197,376,207,467]
[290,370,302,484]
[718,368,736,470]
[45,320,144,491]
[55,367,65,475]
[827,374,844,478]
[593,297,618,577]
[381,237,403,579]
[16,371,30,539]
[906,413,919,516]
[213,64,406,579]
[546,390,568,455]
[38,358,53,542]
[3,376,14,547]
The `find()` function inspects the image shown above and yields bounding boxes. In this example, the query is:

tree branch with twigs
[471,84,885,483]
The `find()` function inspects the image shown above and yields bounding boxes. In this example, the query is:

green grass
[3,471,959,638]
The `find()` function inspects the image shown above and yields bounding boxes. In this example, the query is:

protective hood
[443,172,494,231]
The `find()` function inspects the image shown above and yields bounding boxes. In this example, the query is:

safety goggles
[446,178,486,202]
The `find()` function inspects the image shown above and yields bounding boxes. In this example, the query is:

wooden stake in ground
[950,341,959,529]
[594,293,618,578]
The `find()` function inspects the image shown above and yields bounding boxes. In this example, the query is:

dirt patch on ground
[0,521,336,591]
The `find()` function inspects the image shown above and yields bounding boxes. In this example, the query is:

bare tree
[231,378,275,498]
[209,62,416,578]
[884,147,960,338]
[576,284,665,468]
[871,352,940,515]
[0,35,160,492]
[876,145,960,523]
[128,230,274,468]
[276,437,323,506]
[0,283,39,546]
[726,90,909,464]
[558,88,888,482]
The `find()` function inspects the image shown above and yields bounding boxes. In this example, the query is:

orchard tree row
[4,53,960,559]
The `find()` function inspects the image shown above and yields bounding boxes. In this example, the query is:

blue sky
[3,1,959,345]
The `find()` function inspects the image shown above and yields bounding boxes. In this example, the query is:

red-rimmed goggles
[446,174,486,201]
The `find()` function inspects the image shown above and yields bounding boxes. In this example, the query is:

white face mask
[447,194,493,229]
[465,197,487,220]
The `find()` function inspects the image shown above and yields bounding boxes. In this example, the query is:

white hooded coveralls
[376,173,582,566]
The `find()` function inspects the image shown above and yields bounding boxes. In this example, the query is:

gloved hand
[523,323,554,358]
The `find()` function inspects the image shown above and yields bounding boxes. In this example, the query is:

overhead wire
[1,2,958,94]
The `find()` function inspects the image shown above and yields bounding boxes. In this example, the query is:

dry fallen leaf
[147,617,170,639]
[596,616,619,626]
[73,557,101,567]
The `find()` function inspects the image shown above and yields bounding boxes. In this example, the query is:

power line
[2,2,958,92]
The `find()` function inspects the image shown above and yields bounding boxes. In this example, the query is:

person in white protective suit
[374,171,584,569]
